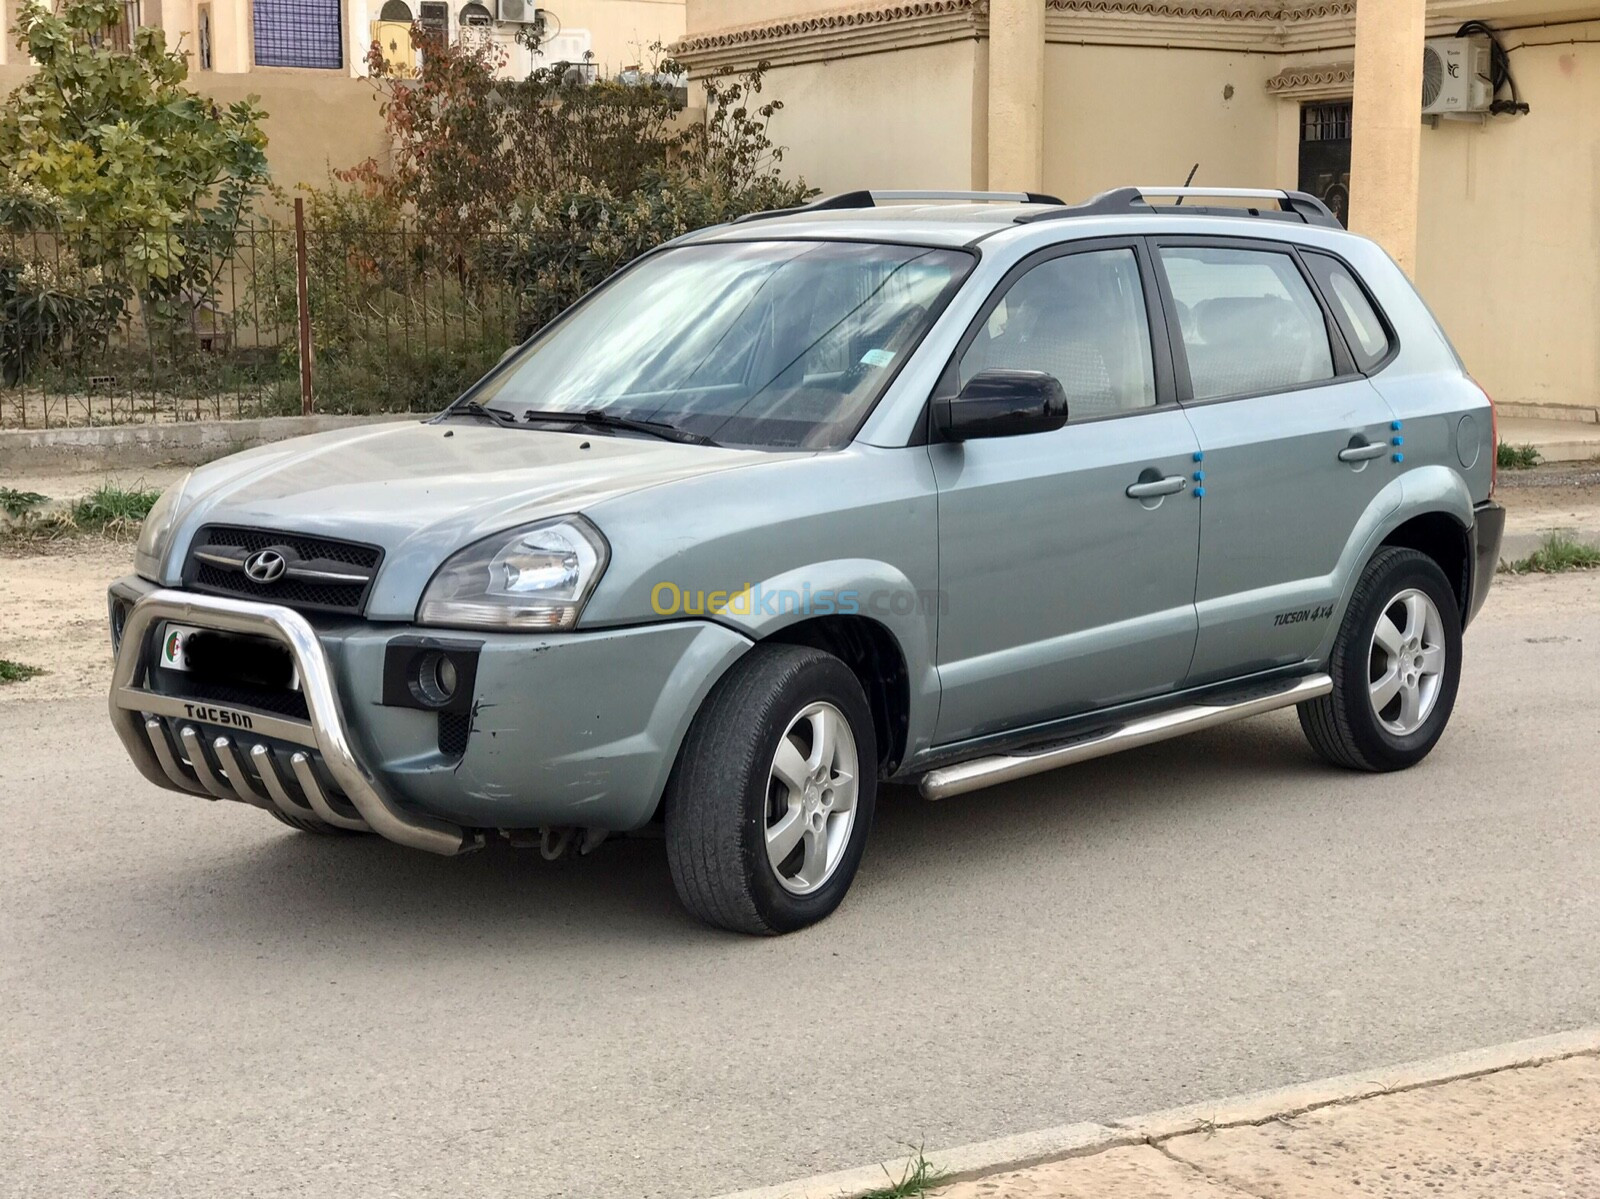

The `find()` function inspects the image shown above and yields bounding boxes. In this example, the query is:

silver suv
[108,187,1506,934]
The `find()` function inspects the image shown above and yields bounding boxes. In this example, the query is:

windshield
[468,240,973,450]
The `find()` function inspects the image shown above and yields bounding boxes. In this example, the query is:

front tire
[1299,547,1462,771]
[665,644,878,935]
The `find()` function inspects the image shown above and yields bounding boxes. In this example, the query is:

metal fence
[1,203,528,429]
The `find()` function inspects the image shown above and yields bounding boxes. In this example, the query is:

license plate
[159,623,202,672]
[159,623,300,690]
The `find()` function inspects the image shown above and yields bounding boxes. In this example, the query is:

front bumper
[1467,500,1505,627]
[108,581,752,849]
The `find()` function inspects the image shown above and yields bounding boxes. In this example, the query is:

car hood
[164,420,794,615]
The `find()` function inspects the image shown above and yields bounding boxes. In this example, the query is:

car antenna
[1174,163,1199,205]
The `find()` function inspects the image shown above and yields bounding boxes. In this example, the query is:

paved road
[3,574,1598,1199]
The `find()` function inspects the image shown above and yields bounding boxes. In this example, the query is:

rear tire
[1299,547,1462,772]
[665,644,878,935]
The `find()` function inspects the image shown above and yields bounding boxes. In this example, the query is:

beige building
[675,0,1600,421]
[0,0,686,188]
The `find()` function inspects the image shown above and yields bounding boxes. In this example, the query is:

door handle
[1125,475,1189,499]
[1338,441,1389,464]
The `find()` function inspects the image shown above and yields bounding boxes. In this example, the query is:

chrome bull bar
[109,588,479,856]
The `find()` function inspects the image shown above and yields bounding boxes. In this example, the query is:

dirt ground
[0,538,131,705]
[1495,461,1600,532]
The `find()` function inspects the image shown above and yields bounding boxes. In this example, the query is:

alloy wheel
[764,702,859,895]
[1368,587,1447,736]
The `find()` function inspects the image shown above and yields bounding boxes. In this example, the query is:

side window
[959,248,1156,420]
[1304,252,1392,371]
[1157,246,1335,401]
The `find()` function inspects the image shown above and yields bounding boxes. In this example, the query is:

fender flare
[1312,466,1474,663]
[683,558,940,762]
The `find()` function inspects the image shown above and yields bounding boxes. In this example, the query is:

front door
[1150,239,1399,684]
[931,241,1202,744]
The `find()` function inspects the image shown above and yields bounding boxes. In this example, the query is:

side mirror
[935,369,1069,441]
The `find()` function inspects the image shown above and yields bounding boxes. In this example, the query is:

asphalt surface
[3,573,1598,1199]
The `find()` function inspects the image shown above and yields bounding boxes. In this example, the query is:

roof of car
[679,188,1345,250]
[686,204,1034,248]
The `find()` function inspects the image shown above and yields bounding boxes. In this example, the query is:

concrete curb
[1526,440,1600,464]
[0,414,422,474]
[1496,401,1600,425]
[1499,528,1600,565]
[710,1027,1600,1199]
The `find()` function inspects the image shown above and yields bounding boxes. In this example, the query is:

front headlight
[134,473,192,582]
[417,516,609,631]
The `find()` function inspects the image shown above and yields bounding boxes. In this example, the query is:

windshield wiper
[521,408,717,447]
[443,400,521,427]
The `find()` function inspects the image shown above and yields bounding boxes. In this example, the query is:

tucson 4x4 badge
[1275,603,1336,627]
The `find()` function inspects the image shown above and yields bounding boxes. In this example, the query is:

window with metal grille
[198,4,213,68]
[252,0,343,69]
[88,1,141,51]
[1301,101,1353,143]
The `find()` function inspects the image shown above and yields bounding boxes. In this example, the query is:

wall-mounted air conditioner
[498,0,545,26]
[1422,35,1494,115]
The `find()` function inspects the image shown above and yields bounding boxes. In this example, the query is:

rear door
[930,239,1202,744]
[1150,237,1399,683]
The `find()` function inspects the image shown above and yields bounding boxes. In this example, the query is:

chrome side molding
[919,674,1334,800]
[110,588,479,856]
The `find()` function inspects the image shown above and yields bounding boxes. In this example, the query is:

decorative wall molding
[673,0,1491,75]
[1044,2,1358,52]
[1264,59,1354,99]
[674,1,984,73]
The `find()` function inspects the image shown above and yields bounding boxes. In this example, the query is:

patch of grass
[0,482,159,549]
[1498,442,1541,470]
[0,487,50,518]
[1505,532,1600,574]
[860,1150,947,1199]
[0,513,74,549]
[69,484,161,534]
[0,659,45,685]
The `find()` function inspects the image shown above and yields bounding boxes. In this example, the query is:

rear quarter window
[1303,252,1393,372]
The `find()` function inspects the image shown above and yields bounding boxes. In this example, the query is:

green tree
[0,0,270,292]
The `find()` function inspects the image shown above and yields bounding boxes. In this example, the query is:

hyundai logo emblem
[243,549,289,584]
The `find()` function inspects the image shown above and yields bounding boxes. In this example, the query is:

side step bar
[919,674,1332,800]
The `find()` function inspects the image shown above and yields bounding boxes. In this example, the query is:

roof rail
[1015,186,1341,229]
[733,189,1067,224]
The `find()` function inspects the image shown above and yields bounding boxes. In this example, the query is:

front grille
[184,525,383,615]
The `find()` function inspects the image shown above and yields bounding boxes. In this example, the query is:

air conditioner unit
[1422,35,1493,115]
[498,0,544,26]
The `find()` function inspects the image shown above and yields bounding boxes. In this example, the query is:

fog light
[414,651,458,708]
[382,636,481,714]
[110,600,130,651]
